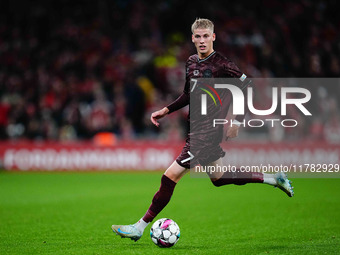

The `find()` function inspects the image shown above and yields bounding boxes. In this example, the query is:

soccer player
[111,18,294,241]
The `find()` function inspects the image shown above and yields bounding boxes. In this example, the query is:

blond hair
[191,18,214,34]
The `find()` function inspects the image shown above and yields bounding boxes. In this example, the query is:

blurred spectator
[0,0,339,142]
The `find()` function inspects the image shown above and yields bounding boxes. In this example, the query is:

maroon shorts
[176,137,225,169]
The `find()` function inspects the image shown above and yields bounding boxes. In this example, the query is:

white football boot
[111,224,142,242]
[274,172,294,197]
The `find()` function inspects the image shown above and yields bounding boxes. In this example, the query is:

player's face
[192,28,215,59]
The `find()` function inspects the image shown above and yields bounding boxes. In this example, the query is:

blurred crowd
[0,0,339,143]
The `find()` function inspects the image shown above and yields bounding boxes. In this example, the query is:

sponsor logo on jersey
[193,70,199,76]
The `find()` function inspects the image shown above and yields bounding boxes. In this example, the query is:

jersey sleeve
[222,59,243,78]
[183,59,191,94]
[166,93,189,114]
[222,57,250,91]
[166,59,190,114]
[223,58,252,121]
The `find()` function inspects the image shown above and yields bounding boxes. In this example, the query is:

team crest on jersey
[193,70,199,76]
[203,69,212,78]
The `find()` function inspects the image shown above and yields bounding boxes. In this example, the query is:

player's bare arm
[151,107,169,127]
[226,124,239,138]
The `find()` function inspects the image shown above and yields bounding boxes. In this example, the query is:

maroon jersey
[183,51,244,93]
[167,51,247,114]
[185,51,248,134]
[168,51,250,168]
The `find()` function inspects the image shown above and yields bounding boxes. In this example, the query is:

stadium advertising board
[0,141,338,175]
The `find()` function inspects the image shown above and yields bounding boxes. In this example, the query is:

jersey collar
[197,51,216,63]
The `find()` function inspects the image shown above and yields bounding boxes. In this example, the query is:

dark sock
[142,175,177,223]
[212,170,263,186]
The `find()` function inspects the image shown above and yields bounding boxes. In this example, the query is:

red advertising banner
[0,141,183,171]
[0,141,339,171]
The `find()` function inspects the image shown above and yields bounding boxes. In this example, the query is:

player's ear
[192,34,195,43]
[212,33,216,41]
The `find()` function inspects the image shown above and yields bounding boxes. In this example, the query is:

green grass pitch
[0,171,339,255]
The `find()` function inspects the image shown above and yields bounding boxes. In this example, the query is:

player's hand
[151,107,169,127]
[226,125,239,139]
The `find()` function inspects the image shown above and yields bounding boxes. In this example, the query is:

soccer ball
[150,218,180,248]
